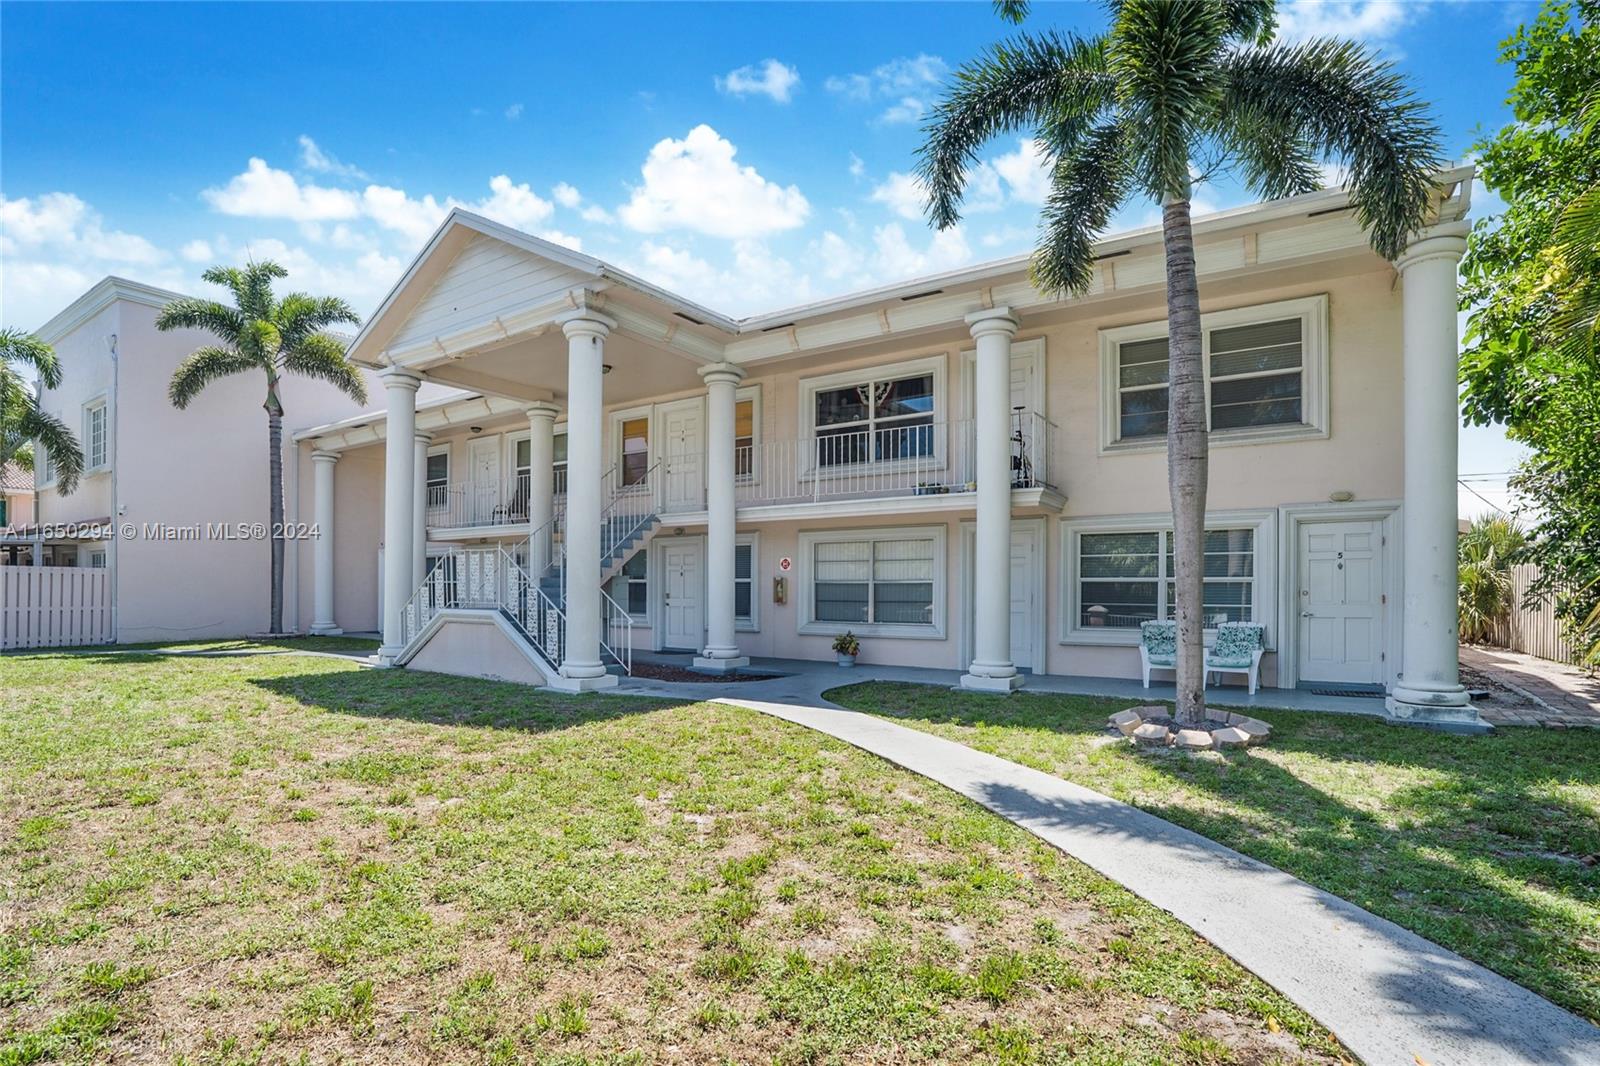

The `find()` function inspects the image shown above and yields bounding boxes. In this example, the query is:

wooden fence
[1,566,113,650]
[1493,563,1578,665]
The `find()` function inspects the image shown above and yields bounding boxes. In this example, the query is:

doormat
[1305,686,1386,699]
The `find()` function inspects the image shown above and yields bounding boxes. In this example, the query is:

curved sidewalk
[716,694,1600,1066]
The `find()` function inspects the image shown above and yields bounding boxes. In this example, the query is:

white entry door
[468,437,500,525]
[964,520,1042,672]
[1298,520,1384,684]
[659,399,704,513]
[660,538,705,650]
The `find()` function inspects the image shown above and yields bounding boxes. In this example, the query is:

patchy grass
[829,681,1600,1023]
[0,650,1340,1063]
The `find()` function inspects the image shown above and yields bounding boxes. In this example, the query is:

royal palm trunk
[1161,195,1209,724]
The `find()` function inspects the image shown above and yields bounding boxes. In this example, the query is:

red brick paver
[1460,643,1600,728]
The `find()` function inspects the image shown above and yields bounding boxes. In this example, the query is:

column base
[960,671,1025,693]
[376,644,404,668]
[546,672,619,692]
[1384,690,1492,734]
[308,624,344,636]
[693,654,751,673]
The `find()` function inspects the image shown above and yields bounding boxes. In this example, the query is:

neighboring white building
[16,168,1480,729]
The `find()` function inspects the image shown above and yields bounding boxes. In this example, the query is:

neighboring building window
[1078,528,1255,629]
[607,551,647,619]
[735,398,755,480]
[426,449,450,510]
[814,371,935,467]
[813,535,935,626]
[553,431,568,495]
[620,417,649,486]
[734,541,753,625]
[88,550,107,568]
[84,401,107,469]
[1101,296,1327,447]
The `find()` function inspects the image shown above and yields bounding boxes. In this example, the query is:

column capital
[310,449,341,465]
[413,430,433,445]
[964,306,1020,339]
[525,400,561,423]
[1395,220,1471,273]
[379,365,423,390]
[557,309,618,338]
[698,361,747,388]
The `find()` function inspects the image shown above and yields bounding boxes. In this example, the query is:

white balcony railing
[430,473,533,529]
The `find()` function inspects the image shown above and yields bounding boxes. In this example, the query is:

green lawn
[828,682,1600,1024]
[0,649,1340,1064]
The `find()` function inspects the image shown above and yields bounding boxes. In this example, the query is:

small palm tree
[1458,515,1528,644]
[159,262,366,634]
[921,0,1442,722]
[1,328,83,495]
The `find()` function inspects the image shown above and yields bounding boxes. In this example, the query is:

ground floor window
[607,551,648,620]
[87,549,107,568]
[734,539,755,628]
[812,534,936,627]
[1078,527,1254,630]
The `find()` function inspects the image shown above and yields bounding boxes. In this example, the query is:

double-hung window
[553,431,569,496]
[425,449,450,511]
[734,540,755,628]
[1077,528,1255,630]
[84,401,107,470]
[813,370,935,467]
[735,398,755,480]
[811,533,936,628]
[1102,296,1327,447]
[607,551,648,619]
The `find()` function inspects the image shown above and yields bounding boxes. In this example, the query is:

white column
[695,362,750,672]
[961,307,1024,692]
[309,450,341,635]
[412,431,431,590]
[377,367,421,665]
[526,402,560,571]
[1387,221,1482,729]
[550,311,618,691]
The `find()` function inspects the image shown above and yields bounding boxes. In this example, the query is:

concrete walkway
[1461,644,1600,728]
[712,693,1600,1066]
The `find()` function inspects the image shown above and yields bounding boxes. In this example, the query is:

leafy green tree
[159,262,366,634]
[1460,0,1600,664]
[920,0,1442,720]
[0,328,83,495]
[1458,515,1528,644]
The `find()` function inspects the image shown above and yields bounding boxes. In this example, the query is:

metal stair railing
[600,459,663,573]
[396,545,566,674]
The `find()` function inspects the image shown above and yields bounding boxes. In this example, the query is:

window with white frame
[1102,296,1327,447]
[1077,528,1255,630]
[553,430,569,495]
[606,551,648,619]
[807,360,940,468]
[735,539,755,628]
[88,549,107,568]
[812,534,936,627]
[37,447,52,487]
[84,401,107,470]
[425,448,450,511]
[735,397,756,480]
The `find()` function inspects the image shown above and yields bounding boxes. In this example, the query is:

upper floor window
[84,401,107,470]
[620,417,649,486]
[804,356,945,470]
[553,431,568,495]
[425,449,450,510]
[1100,295,1328,450]
[735,399,755,480]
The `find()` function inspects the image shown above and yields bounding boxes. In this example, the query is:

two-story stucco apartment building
[19,168,1478,729]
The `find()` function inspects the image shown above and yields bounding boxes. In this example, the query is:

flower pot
[836,654,856,667]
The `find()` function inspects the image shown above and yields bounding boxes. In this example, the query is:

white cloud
[552,182,615,224]
[848,153,866,179]
[992,138,1053,204]
[1275,1,1426,45]
[552,182,582,209]
[203,236,405,316]
[538,230,583,252]
[360,184,448,242]
[813,230,865,280]
[505,103,525,120]
[475,175,555,230]
[879,97,927,125]
[180,239,214,263]
[617,124,810,238]
[1318,161,1351,189]
[826,54,947,101]
[870,172,928,221]
[580,204,615,224]
[203,158,362,222]
[716,59,801,103]
[297,135,369,180]
[623,238,811,315]
[871,222,972,279]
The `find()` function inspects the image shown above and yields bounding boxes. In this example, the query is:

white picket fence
[1,566,113,649]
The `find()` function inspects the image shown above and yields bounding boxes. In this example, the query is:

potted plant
[832,631,860,667]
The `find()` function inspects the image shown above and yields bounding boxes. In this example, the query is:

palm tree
[1458,515,1527,644]
[920,0,1442,722]
[1,328,83,495]
[158,262,366,634]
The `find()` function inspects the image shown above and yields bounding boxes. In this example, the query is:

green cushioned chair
[1138,620,1177,689]
[1204,622,1266,695]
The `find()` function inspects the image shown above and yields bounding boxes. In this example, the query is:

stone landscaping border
[1108,705,1272,750]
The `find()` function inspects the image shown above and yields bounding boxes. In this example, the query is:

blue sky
[1,1,1539,514]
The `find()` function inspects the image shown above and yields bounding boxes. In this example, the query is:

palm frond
[155,298,246,345]
[1219,39,1442,260]
[281,334,369,405]
[16,407,83,495]
[0,329,63,389]
[917,30,1113,228]
[1215,110,1324,201]
[1031,121,1132,295]
[994,0,1029,24]
[276,293,360,350]
[169,346,262,409]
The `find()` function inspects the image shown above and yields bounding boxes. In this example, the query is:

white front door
[964,520,1042,672]
[468,438,500,525]
[659,399,704,513]
[1298,520,1384,685]
[660,538,705,650]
